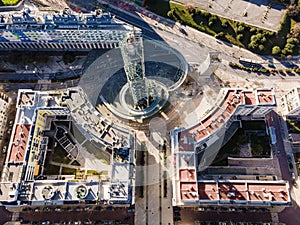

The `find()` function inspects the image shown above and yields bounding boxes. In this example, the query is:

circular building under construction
[80,31,188,121]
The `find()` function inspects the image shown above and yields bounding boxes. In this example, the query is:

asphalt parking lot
[179,0,285,32]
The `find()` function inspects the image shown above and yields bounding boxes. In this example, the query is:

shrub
[258,44,264,51]
[221,20,228,28]
[208,15,217,26]
[237,25,245,33]
[1,0,19,6]
[201,10,211,18]
[215,32,225,39]
[237,34,243,40]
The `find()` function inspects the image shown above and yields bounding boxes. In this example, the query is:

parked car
[128,208,135,213]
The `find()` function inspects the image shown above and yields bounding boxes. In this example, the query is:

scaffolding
[120,30,149,108]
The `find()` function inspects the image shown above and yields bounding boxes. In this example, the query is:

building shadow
[242,0,285,9]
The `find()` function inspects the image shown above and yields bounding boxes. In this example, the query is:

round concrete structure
[80,39,188,120]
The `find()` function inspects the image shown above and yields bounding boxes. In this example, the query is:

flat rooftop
[1,89,135,206]
[0,182,18,202]
[19,92,35,107]
[218,183,247,201]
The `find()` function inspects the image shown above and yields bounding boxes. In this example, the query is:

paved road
[0,68,82,81]
[268,110,300,225]
[271,110,291,182]
[0,206,12,225]
[19,207,134,224]
[279,204,300,225]
[177,208,272,224]
[1,79,79,91]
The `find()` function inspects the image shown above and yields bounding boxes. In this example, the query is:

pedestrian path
[11,212,19,222]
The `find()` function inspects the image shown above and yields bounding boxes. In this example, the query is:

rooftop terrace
[257,90,274,105]
[19,92,35,107]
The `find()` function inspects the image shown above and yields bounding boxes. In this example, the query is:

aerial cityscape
[0,0,299,225]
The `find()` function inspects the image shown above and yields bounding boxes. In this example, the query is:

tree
[272,46,281,55]
[291,23,300,39]
[287,37,299,45]
[208,15,217,26]
[62,52,76,64]
[287,4,300,18]
[282,44,293,55]
[248,33,266,51]
[281,38,299,55]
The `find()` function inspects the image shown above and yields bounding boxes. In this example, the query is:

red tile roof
[9,124,30,163]
[180,182,198,201]
[179,181,289,203]
[247,183,288,202]
[244,91,256,105]
[176,89,275,151]
[219,183,247,201]
[179,169,196,181]
[257,90,274,104]
[198,182,218,200]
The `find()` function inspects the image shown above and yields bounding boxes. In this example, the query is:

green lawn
[287,119,300,133]
[62,167,77,175]
[1,0,19,6]
[144,0,170,17]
